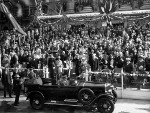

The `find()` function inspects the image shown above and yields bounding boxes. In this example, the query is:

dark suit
[145,58,150,71]
[1,69,12,98]
[124,62,133,74]
[48,57,56,84]
[74,58,81,76]
[13,77,22,105]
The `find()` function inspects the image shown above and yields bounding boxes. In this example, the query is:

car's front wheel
[97,98,114,113]
[30,94,44,110]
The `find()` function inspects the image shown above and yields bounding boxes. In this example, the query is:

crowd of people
[0,21,150,93]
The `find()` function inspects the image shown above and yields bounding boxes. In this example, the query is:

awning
[0,2,27,36]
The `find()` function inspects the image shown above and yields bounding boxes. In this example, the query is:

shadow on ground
[0,101,17,112]
[118,111,130,113]
[137,107,150,112]
[0,101,87,113]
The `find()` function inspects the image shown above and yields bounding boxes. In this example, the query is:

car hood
[78,81,106,88]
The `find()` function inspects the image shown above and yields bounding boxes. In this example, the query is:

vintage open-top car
[24,78,117,113]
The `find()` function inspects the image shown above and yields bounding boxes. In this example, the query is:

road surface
[0,92,149,113]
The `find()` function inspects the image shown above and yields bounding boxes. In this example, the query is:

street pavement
[0,91,150,113]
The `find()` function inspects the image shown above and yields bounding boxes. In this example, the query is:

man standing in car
[48,54,56,84]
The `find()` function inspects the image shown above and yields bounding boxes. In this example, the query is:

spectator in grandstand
[108,54,114,70]
[98,52,106,70]
[136,56,146,74]
[18,49,25,64]
[145,52,150,72]
[123,57,134,74]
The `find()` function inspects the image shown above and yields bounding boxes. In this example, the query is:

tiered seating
[140,1,150,10]
[80,6,93,13]
[118,4,133,11]
[66,1,75,14]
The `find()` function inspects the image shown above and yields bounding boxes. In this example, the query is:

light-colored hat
[126,57,131,61]
[14,74,20,78]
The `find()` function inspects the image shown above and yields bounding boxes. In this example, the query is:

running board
[45,101,83,107]
[64,99,78,103]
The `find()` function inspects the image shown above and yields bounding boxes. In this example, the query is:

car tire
[78,88,95,105]
[30,94,44,110]
[97,98,114,113]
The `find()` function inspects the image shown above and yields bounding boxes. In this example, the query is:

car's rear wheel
[97,98,114,113]
[78,88,95,105]
[30,94,44,110]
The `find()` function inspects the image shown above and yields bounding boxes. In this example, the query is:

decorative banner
[69,16,101,22]
[35,0,150,27]
[38,10,150,19]
[38,17,63,25]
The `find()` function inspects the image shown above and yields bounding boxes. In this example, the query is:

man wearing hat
[13,74,22,106]
[48,54,56,85]
[136,55,146,74]
[123,57,134,74]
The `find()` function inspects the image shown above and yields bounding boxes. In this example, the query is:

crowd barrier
[0,66,49,78]
[90,71,150,76]
[0,66,150,78]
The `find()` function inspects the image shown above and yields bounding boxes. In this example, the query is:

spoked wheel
[97,98,114,113]
[78,88,95,105]
[30,94,44,110]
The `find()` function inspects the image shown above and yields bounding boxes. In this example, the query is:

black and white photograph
[0,0,150,113]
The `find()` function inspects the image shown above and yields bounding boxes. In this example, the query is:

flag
[0,3,27,36]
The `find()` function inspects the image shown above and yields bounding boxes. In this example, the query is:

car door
[56,85,79,99]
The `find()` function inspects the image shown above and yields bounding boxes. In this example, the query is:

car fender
[26,91,45,100]
[88,94,114,105]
